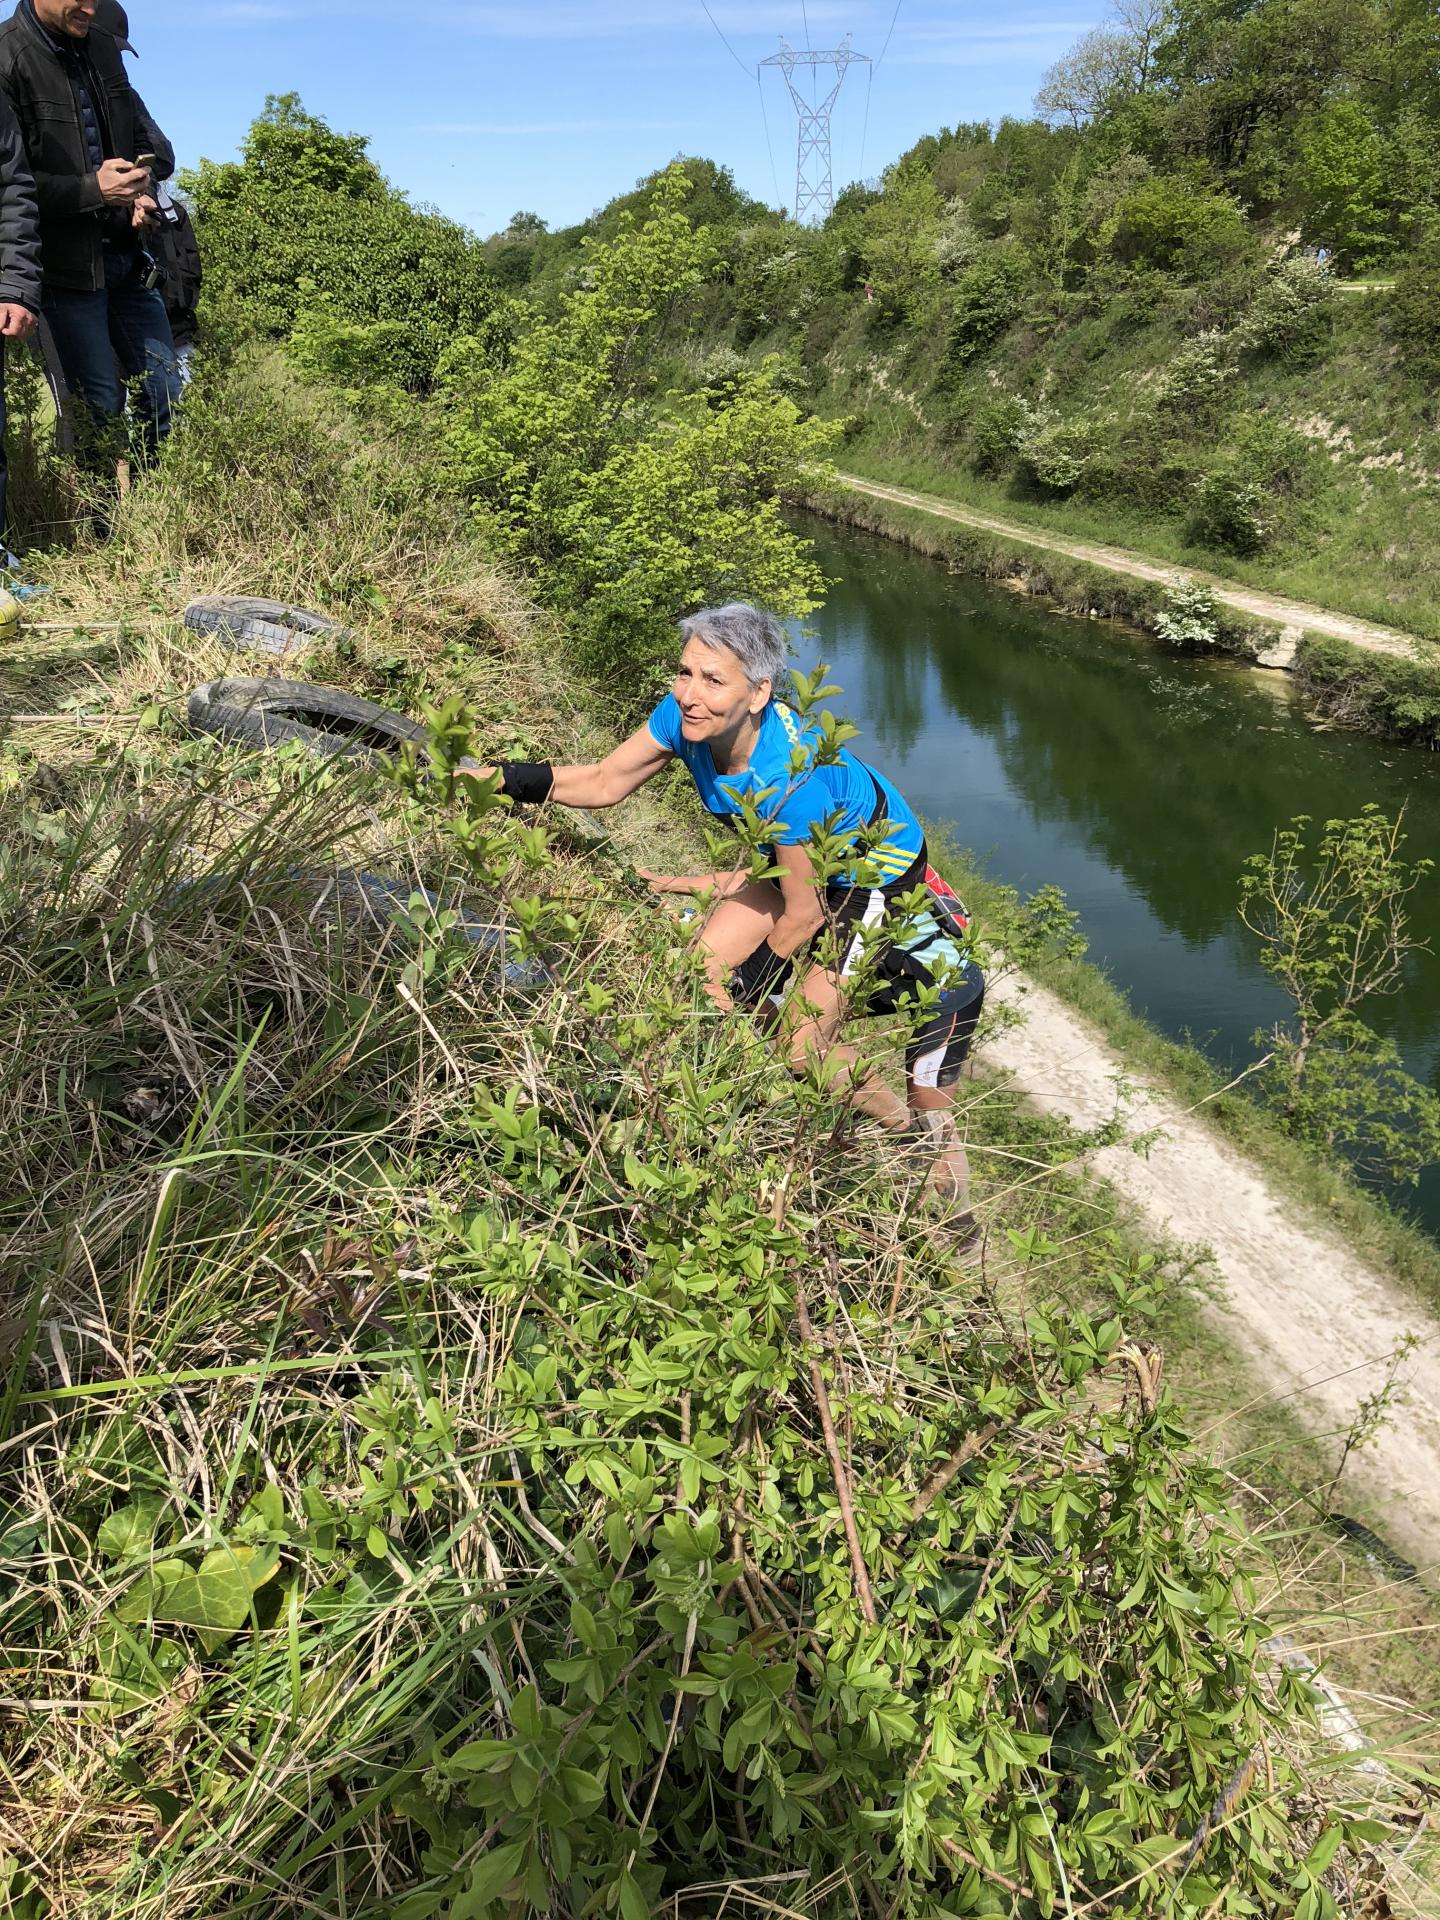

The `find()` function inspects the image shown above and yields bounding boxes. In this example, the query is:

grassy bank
[1,350,1434,1916]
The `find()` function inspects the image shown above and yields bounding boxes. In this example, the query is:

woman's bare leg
[691,881,785,1003]
[780,962,911,1131]
[908,1080,972,1215]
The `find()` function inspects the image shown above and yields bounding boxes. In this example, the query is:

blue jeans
[42,250,183,465]
[0,336,8,543]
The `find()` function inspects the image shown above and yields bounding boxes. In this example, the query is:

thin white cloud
[897,18,1093,39]
[423,118,689,134]
[448,1,864,38]
[211,2,305,17]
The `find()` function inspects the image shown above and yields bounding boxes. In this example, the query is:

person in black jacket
[95,2,198,371]
[0,0,182,465]
[0,86,40,550]
[154,185,198,364]
[91,2,172,177]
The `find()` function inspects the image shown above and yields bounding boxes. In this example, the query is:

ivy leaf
[97,1493,167,1561]
[115,1544,280,1651]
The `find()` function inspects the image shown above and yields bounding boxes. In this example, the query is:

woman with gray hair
[478,602,983,1238]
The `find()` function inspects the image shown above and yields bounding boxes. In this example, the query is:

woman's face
[673,638,769,742]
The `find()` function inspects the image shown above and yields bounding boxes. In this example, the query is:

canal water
[794,513,1440,1237]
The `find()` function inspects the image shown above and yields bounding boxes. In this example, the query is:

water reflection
[794,513,1440,1229]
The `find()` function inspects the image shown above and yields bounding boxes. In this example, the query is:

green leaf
[459,1839,526,1910]
[1303,1826,1341,1876]
[366,1526,390,1560]
[97,1493,166,1560]
[616,1870,649,1920]
[115,1543,279,1646]
[447,1738,512,1773]
[511,1682,543,1740]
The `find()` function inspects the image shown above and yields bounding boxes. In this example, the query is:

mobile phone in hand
[134,152,158,170]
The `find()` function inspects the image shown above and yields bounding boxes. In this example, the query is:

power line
[756,68,783,208]
[695,0,753,79]
[801,0,811,49]
[874,0,905,72]
[858,59,874,184]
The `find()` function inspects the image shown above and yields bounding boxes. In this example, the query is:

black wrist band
[731,940,793,1006]
[498,761,554,804]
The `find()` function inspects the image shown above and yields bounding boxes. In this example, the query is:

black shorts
[822,857,985,1089]
[870,959,986,1089]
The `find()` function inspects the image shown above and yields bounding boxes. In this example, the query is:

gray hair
[679,603,791,700]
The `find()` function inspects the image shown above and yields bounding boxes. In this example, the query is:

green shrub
[440,167,840,691]
[1385,233,1440,375]
[1189,468,1273,554]
[1012,400,1097,493]
[963,391,1028,473]
[0,691,1346,1917]
[1156,330,1236,419]
[1100,174,1254,278]
[1189,414,1313,554]
[1232,256,1336,364]
[1297,635,1440,746]
[943,247,1030,369]
[188,95,494,391]
[1155,580,1223,646]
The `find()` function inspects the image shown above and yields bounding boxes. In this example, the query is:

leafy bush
[1241,808,1440,1184]
[1232,256,1336,364]
[963,391,1028,473]
[943,247,1030,369]
[1100,175,1254,277]
[1384,233,1440,375]
[846,168,946,328]
[1155,580,1223,646]
[729,224,825,342]
[440,167,839,690]
[1297,634,1440,747]
[188,95,494,391]
[1156,331,1236,419]
[0,687,1349,1917]
[1012,400,1097,492]
[1188,413,1313,554]
[1189,468,1273,554]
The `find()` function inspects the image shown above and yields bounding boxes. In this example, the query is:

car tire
[183,596,353,658]
[186,677,430,760]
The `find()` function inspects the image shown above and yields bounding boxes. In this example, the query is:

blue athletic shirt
[646,693,924,887]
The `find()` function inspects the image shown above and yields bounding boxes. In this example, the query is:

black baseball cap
[93,0,136,55]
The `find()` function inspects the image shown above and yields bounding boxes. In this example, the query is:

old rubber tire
[186,677,429,760]
[184,596,353,658]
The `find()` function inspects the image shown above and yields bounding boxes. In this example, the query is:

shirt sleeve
[646,693,683,753]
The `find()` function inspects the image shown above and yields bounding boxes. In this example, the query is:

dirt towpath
[981,970,1440,1572]
[839,473,1430,665]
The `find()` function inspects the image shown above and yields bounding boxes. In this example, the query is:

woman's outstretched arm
[469,722,671,809]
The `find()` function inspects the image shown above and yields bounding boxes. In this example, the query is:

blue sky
[123,1,1096,236]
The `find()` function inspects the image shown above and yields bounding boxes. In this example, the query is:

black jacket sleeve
[130,87,174,181]
[0,88,41,312]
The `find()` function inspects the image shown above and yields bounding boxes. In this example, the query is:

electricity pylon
[760,34,870,225]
